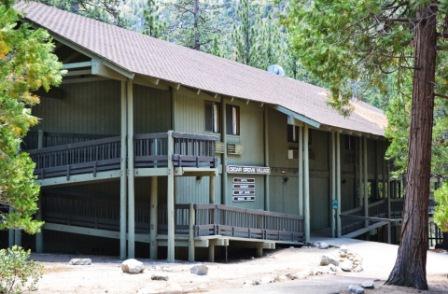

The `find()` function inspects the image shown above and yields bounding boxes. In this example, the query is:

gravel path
[31,238,448,294]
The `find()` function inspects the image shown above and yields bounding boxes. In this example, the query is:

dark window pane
[205,102,213,132]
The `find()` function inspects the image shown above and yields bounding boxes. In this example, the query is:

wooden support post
[336,132,342,237]
[363,137,369,228]
[8,207,14,247]
[386,159,392,243]
[119,80,127,260]
[127,80,135,258]
[256,244,263,257]
[208,239,216,262]
[330,132,336,237]
[221,97,227,205]
[150,177,158,259]
[209,175,216,204]
[14,230,21,246]
[298,126,304,218]
[264,107,270,211]
[358,137,363,208]
[188,203,195,262]
[167,130,175,262]
[303,126,310,243]
[36,129,44,253]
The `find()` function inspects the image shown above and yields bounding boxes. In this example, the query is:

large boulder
[121,259,145,274]
[69,258,92,265]
[190,264,208,276]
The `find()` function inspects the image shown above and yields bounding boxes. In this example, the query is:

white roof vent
[267,64,285,77]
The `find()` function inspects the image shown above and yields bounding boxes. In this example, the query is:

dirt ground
[31,238,448,294]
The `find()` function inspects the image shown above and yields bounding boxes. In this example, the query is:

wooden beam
[298,126,303,217]
[167,131,175,262]
[303,126,310,243]
[331,132,336,237]
[119,81,127,260]
[221,96,227,205]
[62,61,92,70]
[135,168,170,177]
[188,203,195,262]
[208,239,216,262]
[38,170,121,187]
[336,132,342,237]
[127,80,135,258]
[342,221,389,238]
[264,107,270,211]
[363,137,369,228]
[150,177,158,259]
[91,59,129,81]
[209,175,216,204]
[62,77,107,84]
[64,69,91,77]
[35,130,44,253]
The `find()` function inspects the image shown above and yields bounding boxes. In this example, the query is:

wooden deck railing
[158,204,304,243]
[29,131,218,179]
[172,132,218,168]
[341,198,404,235]
[29,136,122,179]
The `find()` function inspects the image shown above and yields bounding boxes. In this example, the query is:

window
[287,124,298,143]
[205,101,221,133]
[226,104,240,135]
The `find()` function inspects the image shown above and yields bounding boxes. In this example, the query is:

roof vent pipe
[267,64,285,77]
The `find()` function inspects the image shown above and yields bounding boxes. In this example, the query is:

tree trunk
[193,0,200,50]
[386,3,437,290]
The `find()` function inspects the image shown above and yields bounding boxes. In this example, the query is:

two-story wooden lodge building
[1,2,405,261]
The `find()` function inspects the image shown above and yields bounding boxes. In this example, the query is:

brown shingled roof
[17,1,386,136]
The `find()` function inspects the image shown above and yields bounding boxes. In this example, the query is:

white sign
[226,165,271,175]
[232,177,256,202]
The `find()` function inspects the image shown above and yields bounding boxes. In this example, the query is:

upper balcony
[27,131,219,186]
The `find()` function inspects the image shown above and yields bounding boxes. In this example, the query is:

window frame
[226,104,240,136]
[204,101,221,133]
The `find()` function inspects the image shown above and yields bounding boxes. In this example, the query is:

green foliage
[285,0,416,115]
[0,246,43,294]
[142,0,166,38]
[0,1,62,232]
[434,182,448,232]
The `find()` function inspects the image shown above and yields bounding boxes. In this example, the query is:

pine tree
[0,0,62,233]
[142,0,166,38]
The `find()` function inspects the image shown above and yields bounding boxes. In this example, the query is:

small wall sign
[232,177,255,202]
[226,165,271,175]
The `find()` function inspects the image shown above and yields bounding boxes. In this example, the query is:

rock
[69,258,92,265]
[190,264,208,276]
[320,255,339,266]
[348,284,365,294]
[340,260,353,272]
[151,274,169,281]
[314,241,330,249]
[121,259,144,274]
[361,280,375,289]
[252,279,261,286]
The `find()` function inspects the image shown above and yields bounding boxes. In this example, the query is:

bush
[434,182,448,233]
[0,246,43,294]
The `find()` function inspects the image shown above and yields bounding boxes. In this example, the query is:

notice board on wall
[232,177,255,202]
